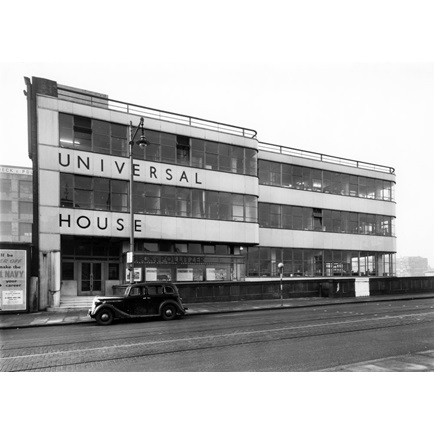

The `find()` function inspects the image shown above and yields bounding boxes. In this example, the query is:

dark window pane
[59,113,73,147]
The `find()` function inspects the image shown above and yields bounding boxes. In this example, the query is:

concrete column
[50,251,61,307]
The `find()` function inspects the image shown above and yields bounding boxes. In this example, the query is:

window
[192,189,205,218]
[206,191,219,219]
[205,141,219,170]
[191,139,205,168]
[258,160,393,202]
[0,200,12,213]
[259,203,271,227]
[176,188,191,217]
[231,146,244,174]
[160,133,177,164]
[60,174,128,212]
[62,262,74,280]
[74,175,93,208]
[161,186,177,216]
[19,223,32,237]
[111,124,128,157]
[204,244,215,254]
[232,194,244,221]
[244,196,258,223]
[59,113,128,157]
[219,192,232,220]
[108,263,119,280]
[111,180,128,212]
[282,164,292,187]
[0,179,11,194]
[93,119,111,154]
[175,243,188,253]
[145,184,161,215]
[94,178,110,210]
[245,148,257,176]
[19,201,33,218]
[176,135,190,165]
[19,181,32,199]
[270,204,281,228]
[188,243,202,254]
[0,222,11,234]
[133,182,146,213]
[269,162,281,186]
[282,205,293,229]
[74,116,92,150]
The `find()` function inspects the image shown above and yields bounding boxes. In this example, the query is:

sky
[1,1,434,271]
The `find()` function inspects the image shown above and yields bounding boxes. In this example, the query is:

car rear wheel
[95,308,114,325]
[161,304,177,321]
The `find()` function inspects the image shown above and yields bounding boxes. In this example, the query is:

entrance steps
[47,296,94,311]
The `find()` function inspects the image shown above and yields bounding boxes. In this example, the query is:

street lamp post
[128,117,149,283]
[278,262,284,307]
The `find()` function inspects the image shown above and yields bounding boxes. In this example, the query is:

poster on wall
[0,249,27,311]
[145,268,157,281]
[126,267,143,282]
[206,268,216,281]
[177,268,193,281]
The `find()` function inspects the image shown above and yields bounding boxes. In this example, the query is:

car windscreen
[112,286,128,296]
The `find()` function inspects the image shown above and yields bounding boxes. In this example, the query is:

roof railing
[57,86,258,139]
[259,141,395,174]
[56,86,394,175]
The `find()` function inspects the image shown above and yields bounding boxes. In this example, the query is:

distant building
[24,76,396,310]
[397,256,430,277]
[0,165,33,243]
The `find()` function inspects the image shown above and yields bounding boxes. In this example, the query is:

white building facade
[24,77,396,310]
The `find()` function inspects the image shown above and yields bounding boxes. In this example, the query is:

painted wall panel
[259,228,396,252]
[39,170,59,206]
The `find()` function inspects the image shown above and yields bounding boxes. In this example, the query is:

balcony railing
[259,141,395,174]
[57,86,258,139]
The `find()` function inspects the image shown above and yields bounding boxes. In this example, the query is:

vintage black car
[88,282,187,325]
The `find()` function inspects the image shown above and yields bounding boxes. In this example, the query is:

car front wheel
[161,304,177,321]
[95,308,114,325]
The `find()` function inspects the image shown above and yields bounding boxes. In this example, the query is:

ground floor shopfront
[59,235,395,298]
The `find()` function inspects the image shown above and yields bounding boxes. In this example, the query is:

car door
[145,284,166,315]
[123,285,148,316]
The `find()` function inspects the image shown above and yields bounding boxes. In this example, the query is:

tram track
[2,308,434,372]
[2,301,433,352]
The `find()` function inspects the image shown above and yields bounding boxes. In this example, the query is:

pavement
[1,292,433,330]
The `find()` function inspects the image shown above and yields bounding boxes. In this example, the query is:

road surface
[1,298,434,371]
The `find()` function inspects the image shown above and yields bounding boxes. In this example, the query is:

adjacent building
[24,76,396,310]
[397,256,430,277]
[0,165,33,243]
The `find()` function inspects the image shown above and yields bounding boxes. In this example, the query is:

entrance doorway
[78,262,103,296]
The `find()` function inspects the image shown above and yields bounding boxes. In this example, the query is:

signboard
[145,268,157,281]
[206,268,216,281]
[0,249,27,311]
[177,268,193,282]
[125,267,142,282]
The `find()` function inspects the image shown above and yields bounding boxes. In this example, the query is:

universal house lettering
[58,150,205,234]
[58,151,203,185]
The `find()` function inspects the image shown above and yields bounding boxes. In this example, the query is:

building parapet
[259,141,395,175]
